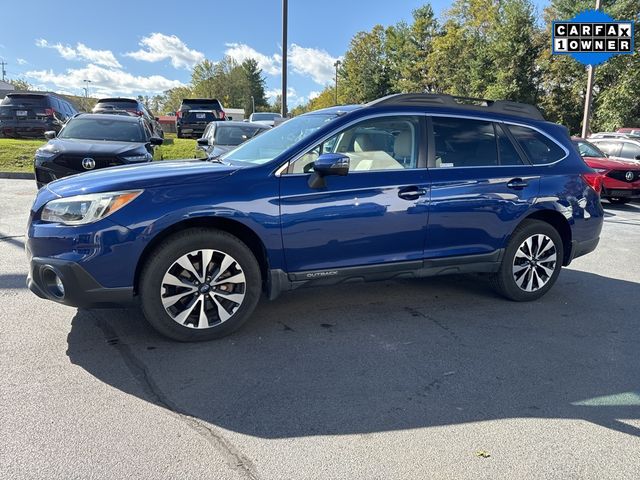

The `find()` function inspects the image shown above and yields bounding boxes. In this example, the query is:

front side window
[288,116,420,174]
[620,142,640,160]
[507,125,566,165]
[432,117,498,167]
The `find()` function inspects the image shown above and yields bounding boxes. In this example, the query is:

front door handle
[398,186,427,200]
[507,178,529,189]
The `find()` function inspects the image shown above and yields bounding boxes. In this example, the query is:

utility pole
[251,95,255,114]
[581,0,602,138]
[334,60,341,105]
[0,59,7,82]
[281,0,288,117]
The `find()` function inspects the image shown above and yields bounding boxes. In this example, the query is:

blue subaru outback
[26,94,604,341]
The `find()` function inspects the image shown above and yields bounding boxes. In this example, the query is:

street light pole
[251,95,255,115]
[281,0,288,117]
[581,0,601,138]
[83,79,91,98]
[334,60,341,105]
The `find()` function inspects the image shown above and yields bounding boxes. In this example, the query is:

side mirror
[44,131,56,140]
[149,137,163,146]
[308,153,350,188]
[635,155,640,160]
[196,137,209,147]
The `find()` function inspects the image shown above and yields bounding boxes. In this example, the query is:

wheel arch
[133,216,270,294]
[521,209,573,266]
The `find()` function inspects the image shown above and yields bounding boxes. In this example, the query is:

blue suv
[26,94,604,341]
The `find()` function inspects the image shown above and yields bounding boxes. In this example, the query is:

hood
[583,156,640,170]
[47,159,239,197]
[46,138,147,156]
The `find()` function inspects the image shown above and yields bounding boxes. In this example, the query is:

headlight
[35,148,57,159]
[122,154,152,162]
[41,190,143,225]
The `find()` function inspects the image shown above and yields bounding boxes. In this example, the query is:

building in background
[0,80,15,99]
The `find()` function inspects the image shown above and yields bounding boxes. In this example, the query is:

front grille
[607,170,640,183]
[54,155,121,171]
[35,169,56,184]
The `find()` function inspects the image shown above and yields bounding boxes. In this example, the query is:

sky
[0,0,550,109]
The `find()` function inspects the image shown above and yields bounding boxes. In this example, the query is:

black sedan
[34,113,163,188]
[196,121,270,158]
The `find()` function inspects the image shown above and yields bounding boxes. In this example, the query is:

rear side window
[507,125,566,165]
[432,117,498,167]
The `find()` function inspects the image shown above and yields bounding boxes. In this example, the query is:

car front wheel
[139,228,262,341]
[491,219,563,301]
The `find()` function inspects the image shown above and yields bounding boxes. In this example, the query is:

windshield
[574,140,606,158]
[215,125,265,145]
[223,114,337,164]
[59,118,145,142]
[252,113,281,121]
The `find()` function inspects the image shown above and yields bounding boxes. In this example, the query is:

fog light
[41,266,65,299]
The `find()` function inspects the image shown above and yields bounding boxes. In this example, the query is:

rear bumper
[0,120,58,138]
[27,256,134,308]
[568,237,600,264]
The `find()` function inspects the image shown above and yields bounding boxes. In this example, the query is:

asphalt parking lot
[1,178,639,480]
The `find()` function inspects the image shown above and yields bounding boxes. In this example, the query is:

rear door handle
[507,178,529,189]
[398,186,427,200]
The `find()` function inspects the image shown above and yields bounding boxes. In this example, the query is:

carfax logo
[552,9,635,65]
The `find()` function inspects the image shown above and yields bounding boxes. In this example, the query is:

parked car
[0,92,77,138]
[33,113,163,188]
[572,137,640,204]
[26,93,603,342]
[589,137,640,162]
[617,127,640,135]
[196,121,270,157]
[590,132,640,140]
[176,99,225,138]
[175,110,220,139]
[249,112,282,127]
[92,98,164,138]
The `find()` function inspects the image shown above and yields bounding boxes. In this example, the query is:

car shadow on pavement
[66,269,640,439]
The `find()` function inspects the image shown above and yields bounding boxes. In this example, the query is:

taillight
[581,171,604,195]
[176,110,182,119]
[44,108,54,116]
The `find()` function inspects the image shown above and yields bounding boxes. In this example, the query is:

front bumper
[601,187,640,199]
[27,256,134,308]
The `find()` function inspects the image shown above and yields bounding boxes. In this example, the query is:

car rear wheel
[176,129,183,139]
[139,228,262,341]
[608,197,631,204]
[491,220,563,302]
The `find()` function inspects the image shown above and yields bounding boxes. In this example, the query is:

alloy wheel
[160,249,246,329]
[512,234,557,292]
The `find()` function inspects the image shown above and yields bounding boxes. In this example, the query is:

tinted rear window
[94,100,139,111]
[1,95,48,107]
[181,99,222,111]
[251,113,281,121]
[507,125,566,165]
[59,118,144,142]
[215,125,266,145]
[185,111,216,122]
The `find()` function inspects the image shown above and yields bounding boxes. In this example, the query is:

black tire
[176,129,183,139]
[490,219,564,302]
[139,228,262,341]
[608,197,631,205]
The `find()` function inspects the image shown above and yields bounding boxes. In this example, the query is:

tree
[340,25,391,103]
[241,59,268,115]
[8,79,32,91]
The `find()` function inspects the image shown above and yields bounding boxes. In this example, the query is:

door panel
[279,170,430,272]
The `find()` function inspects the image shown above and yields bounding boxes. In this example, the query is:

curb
[0,172,35,180]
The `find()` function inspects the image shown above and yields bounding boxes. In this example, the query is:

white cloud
[16,58,28,65]
[224,43,338,86]
[265,87,313,107]
[125,33,204,69]
[26,64,184,96]
[224,43,281,75]
[289,44,337,85]
[35,39,121,68]
[308,90,321,100]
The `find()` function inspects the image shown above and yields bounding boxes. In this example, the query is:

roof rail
[367,93,544,121]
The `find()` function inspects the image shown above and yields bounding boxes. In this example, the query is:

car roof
[213,121,269,128]
[96,97,138,103]
[77,113,142,122]
[590,137,640,145]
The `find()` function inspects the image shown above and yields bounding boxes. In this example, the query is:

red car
[573,137,640,204]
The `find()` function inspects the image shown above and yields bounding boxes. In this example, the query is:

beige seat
[393,130,413,166]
